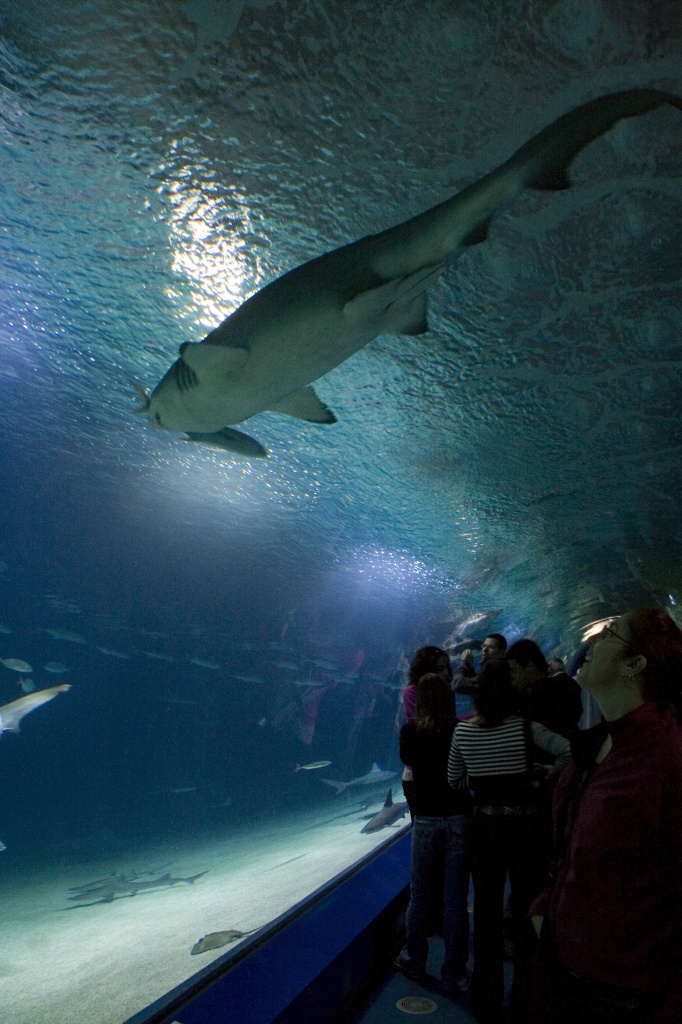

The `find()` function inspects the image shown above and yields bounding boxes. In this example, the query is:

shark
[66,870,207,905]
[0,684,71,735]
[134,89,681,457]
[360,788,410,833]
[320,761,397,795]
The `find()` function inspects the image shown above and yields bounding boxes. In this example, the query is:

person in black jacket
[507,640,583,741]
[394,672,473,995]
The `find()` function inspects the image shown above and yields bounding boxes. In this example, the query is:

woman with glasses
[528,608,682,1024]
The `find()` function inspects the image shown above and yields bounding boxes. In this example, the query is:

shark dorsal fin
[383,788,393,808]
[179,342,248,380]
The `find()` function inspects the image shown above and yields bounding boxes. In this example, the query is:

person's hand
[461,649,474,669]
[531,915,544,939]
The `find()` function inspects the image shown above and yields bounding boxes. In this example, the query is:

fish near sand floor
[66,870,208,905]
[360,788,409,833]
[190,928,259,954]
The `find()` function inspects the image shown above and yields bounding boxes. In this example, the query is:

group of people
[393,608,682,1024]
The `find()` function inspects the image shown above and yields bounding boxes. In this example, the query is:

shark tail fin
[185,871,208,885]
[517,89,682,197]
[321,778,348,794]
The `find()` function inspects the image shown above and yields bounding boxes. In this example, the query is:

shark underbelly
[175,323,378,432]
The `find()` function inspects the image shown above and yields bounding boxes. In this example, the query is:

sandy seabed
[0,805,405,1024]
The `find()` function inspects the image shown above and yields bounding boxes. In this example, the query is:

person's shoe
[392,955,426,981]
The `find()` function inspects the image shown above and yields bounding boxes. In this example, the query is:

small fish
[190,928,258,955]
[44,628,87,643]
[190,658,220,670]
[143,651,174,662]
[232,674,265,683]
[0,839,6,852]
[0,624,13,635]
[47,598,82,613]
[256,717,267,728]
[295,760,332,772]
[97,647,131,659]
[1,658,33,673]
[43,662,71,674]
[18,677,35,694]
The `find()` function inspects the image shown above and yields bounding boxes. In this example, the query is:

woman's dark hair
[473,658,516,727]
[409,645,451,686]
[625,608,682,722]
[415,672,456,731]
[506,638,548,674]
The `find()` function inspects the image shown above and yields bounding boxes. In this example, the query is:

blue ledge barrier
[125,826,412,1024]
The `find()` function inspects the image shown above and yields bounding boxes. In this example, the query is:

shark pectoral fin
[183,429,268,459]
[381,293,428,336]
[268,386,337,424]
[531,168,571,192]
[461,219,492,247]
[179,342,248,379]
[345,263,444,336]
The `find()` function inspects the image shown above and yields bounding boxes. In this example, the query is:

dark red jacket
[530,703,682,1015]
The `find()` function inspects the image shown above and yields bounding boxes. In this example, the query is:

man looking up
[452,633,507,715]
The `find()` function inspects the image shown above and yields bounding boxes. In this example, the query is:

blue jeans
[399,815,472,985]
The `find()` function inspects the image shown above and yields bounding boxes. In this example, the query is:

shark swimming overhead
[136,89,682,457]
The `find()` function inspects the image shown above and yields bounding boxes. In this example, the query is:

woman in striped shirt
[448,658,571,1024]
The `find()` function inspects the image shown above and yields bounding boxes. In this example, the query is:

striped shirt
[448,715,572,805]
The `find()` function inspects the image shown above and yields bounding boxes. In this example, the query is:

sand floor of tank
[0,804,407,1024]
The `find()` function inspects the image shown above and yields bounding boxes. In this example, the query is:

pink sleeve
[402,685,417,720]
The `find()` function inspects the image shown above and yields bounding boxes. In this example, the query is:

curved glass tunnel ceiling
[1,1,681,641]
